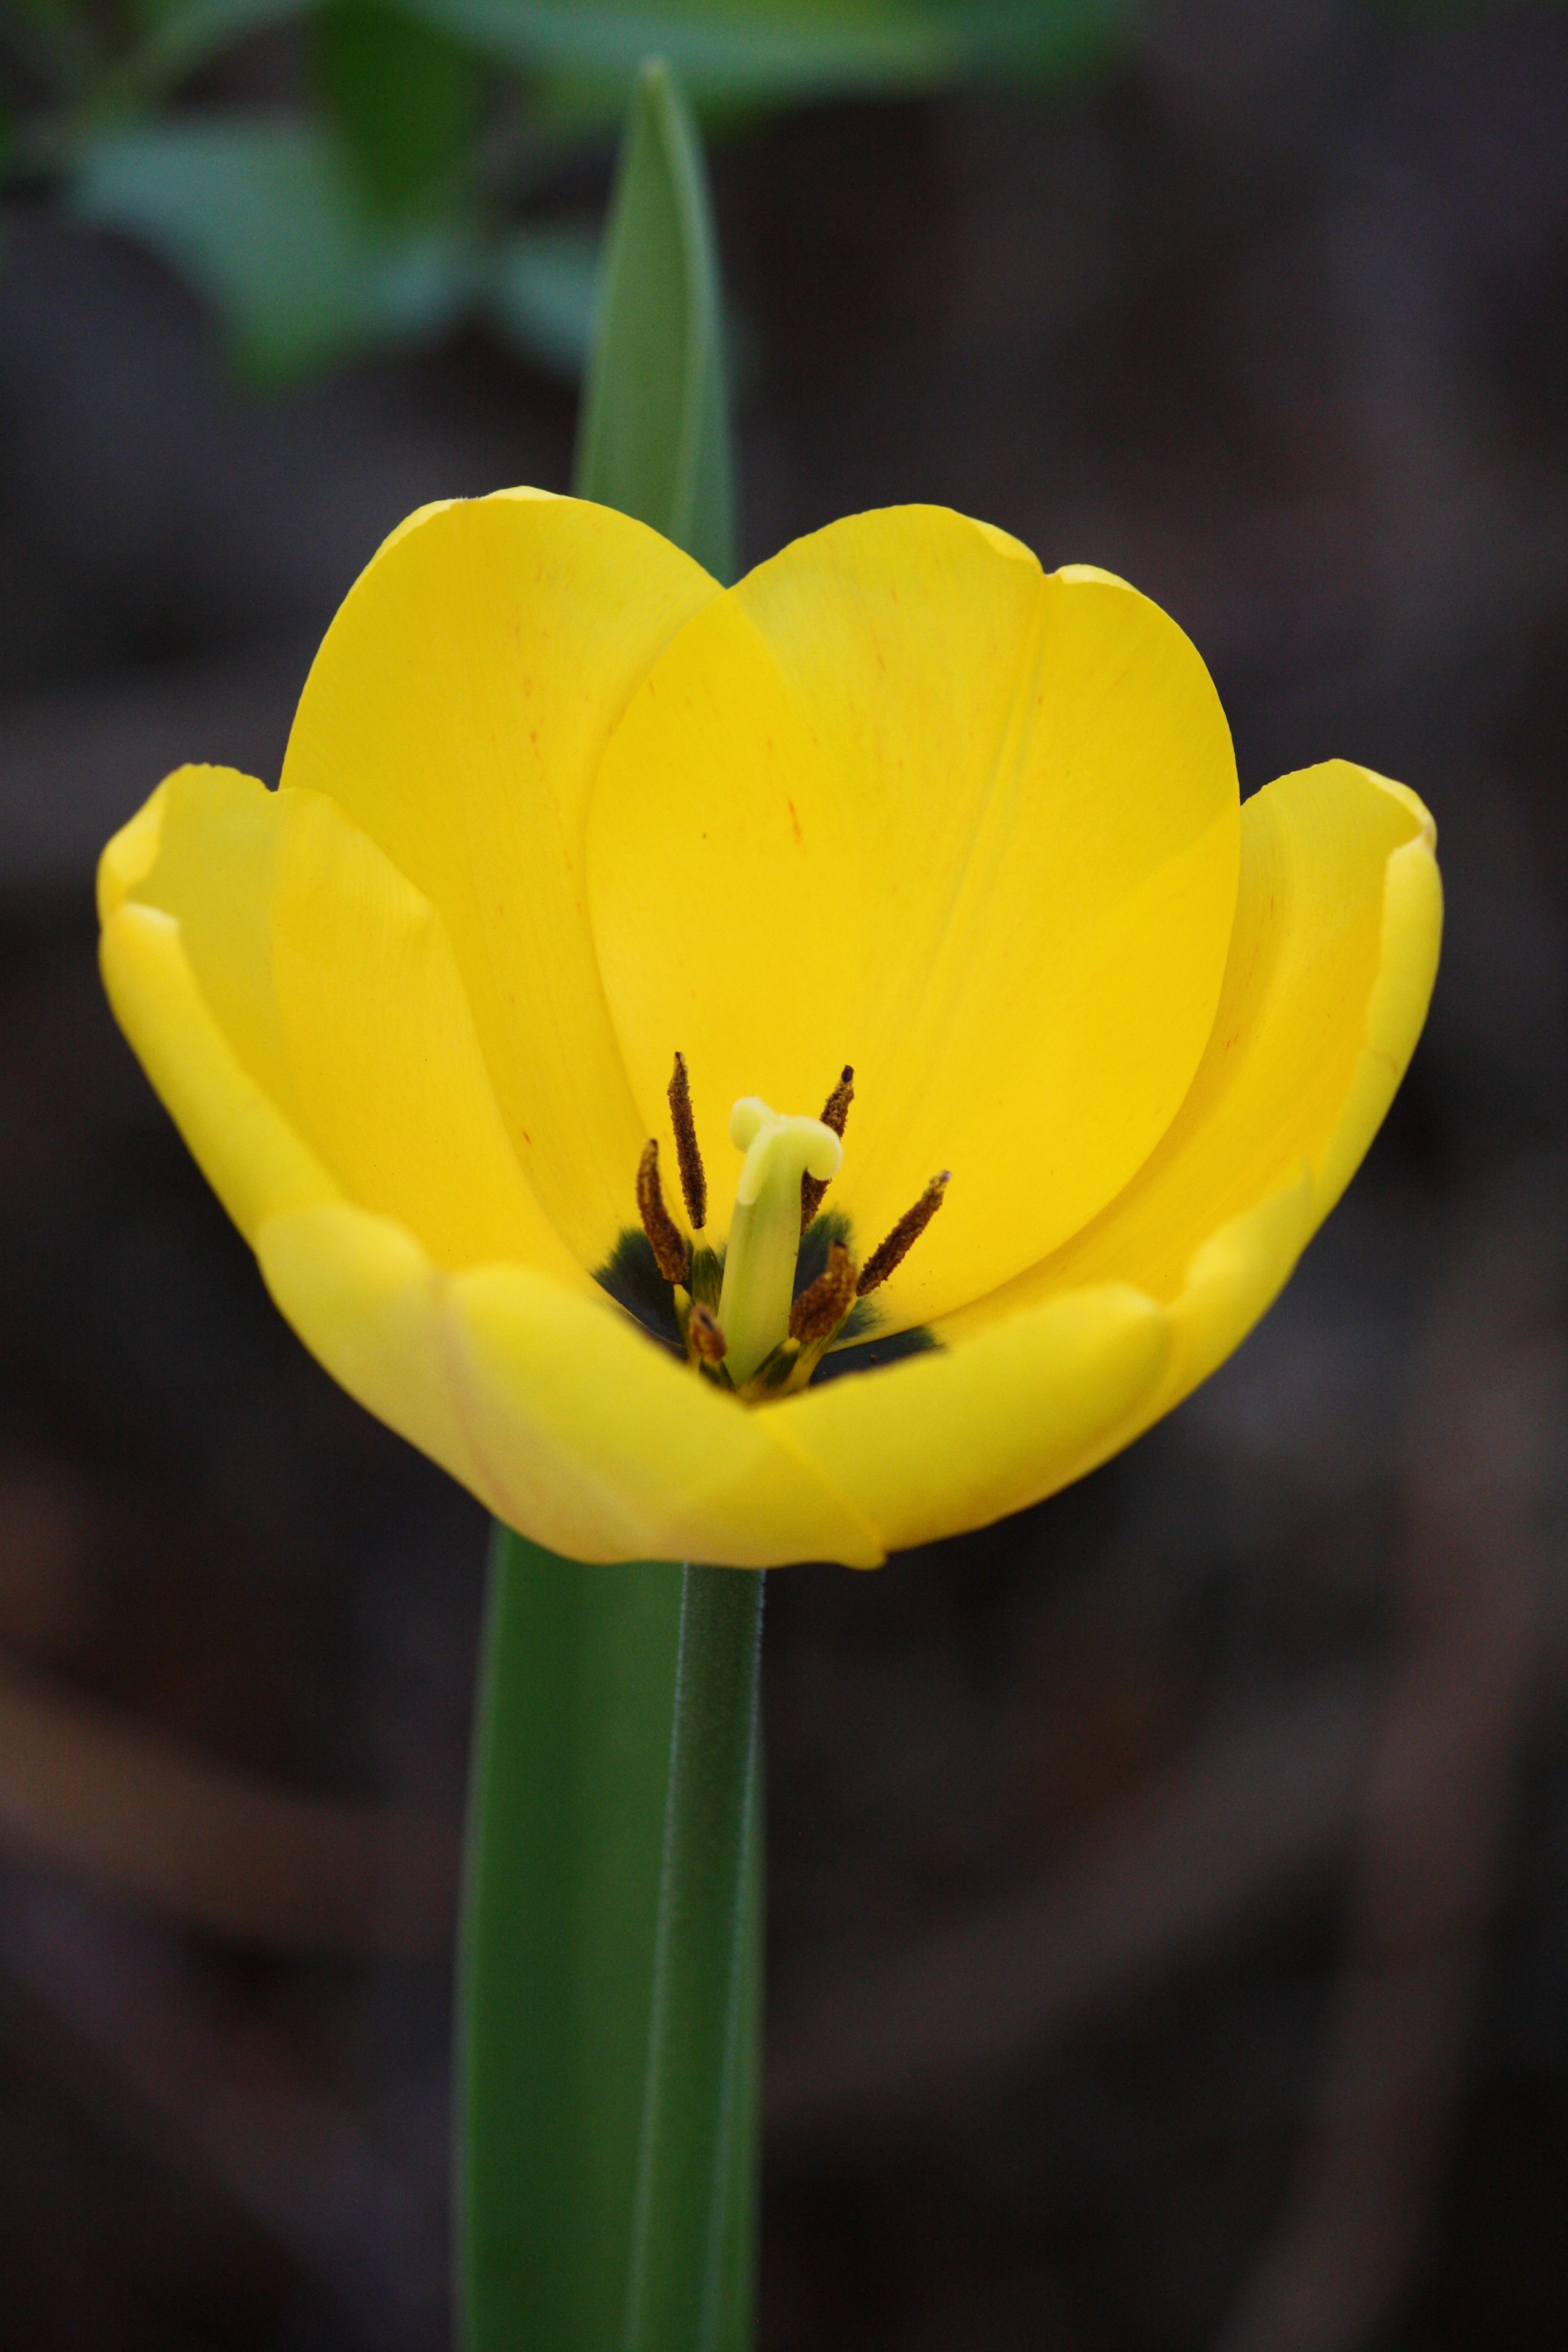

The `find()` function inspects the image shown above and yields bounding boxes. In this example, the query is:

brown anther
[687,1302,728,1364]
[800,1064,855,1232]
[667,1051,707,1230]
[636,1138,691,1285]
[857,1172,950,1296]
[789,1241,858,1344]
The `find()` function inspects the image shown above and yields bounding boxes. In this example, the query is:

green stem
[457,1534,684,2352]
[456,1534,762,2351]
[624,1564,765,2352]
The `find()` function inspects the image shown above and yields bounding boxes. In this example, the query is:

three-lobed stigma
[633,1055,948,1400]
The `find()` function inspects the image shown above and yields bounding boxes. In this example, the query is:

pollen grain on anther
[636,1138,691,1286]
[800,1064,855,1232]
[688,1302,728,1364]
[789,1241,858,1344]
[857,1171,949,1296]
[668,1050,707,1230]
[821,1065,855,1134]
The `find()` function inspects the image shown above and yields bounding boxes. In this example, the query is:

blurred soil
[2,3,1568,2347]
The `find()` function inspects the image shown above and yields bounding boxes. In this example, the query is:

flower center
[631,1057,949,1400]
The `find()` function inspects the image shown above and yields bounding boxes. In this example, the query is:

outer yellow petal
[941,760,1442,1423]
[1312,776,1443,1219]
[100,815,878,1567]
[102,765,584,1286]
[587,505,1240,1330]
[255,1204,883,1569]
[770,1284,1172,1555]
[99,823,1177,1568]
[279,490,721,1269]
[97,779,167,921]
[99,894,337,1244]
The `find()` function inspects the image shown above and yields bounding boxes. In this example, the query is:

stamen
[789,1242,858,1344]
[687,1301,728,1364]
[820,1065,856,1135]
[630,1056,947,1396]
[667,1050,707,1230]
[800,1064,854,1233]
[636,1138,691,1285]
[857,1172,950,1296]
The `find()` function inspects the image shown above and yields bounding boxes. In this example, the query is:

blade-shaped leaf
[458,1537,764,2352]
[573,56,734,581]
[457,1535,686,2352]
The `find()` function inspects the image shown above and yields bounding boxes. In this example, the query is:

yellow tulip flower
[97,492,1440,1569]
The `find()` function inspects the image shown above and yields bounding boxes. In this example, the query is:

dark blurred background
[2,1,1567,2345]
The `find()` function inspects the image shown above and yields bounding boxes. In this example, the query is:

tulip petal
[100,890,338,1244]
[771,1284,1172,1555]
[280,490,720,1267]
[100,765,586,1287]
[938,760,1443,1424]
[102,818,880,1566]
[587,506,1240,1327]
[100,755,1435,1572]
[255,1204,884,1569]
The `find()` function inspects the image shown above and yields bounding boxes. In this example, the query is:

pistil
[717,1099,843,1383]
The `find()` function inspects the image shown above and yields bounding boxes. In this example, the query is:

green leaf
[115,0,1131,131]
[485,220,602,379]
[457,1536,764,2352]
[390,0,1132,102]
[69,114,472,381]
[312,0,478,220]
[573,57,734,581]
[2,0,107,100]
[119,0,318,99]
[456,1534,687,2352]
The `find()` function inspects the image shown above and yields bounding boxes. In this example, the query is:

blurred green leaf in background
[312,0,477,219]
[392,0,1131,102]
[69,114,473,379]
[2,0,1140,387]
[487,220,601,378]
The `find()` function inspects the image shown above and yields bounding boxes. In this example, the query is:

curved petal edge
[256,1204,886,1570]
